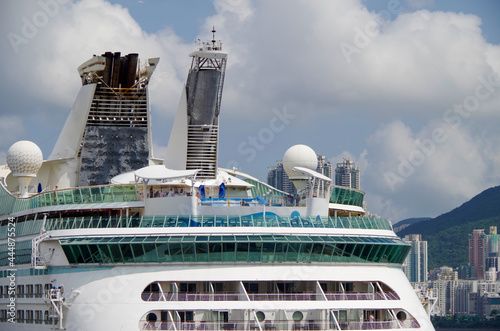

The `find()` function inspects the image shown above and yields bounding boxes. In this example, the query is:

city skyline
[401,227,500,317]
[1,0,500,222]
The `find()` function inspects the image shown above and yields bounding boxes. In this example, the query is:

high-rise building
[454,280,477,315]
[267,161,296,195]
[457,264,475,280]
[469,229,486,279]
[431,280,455,316]
[485,226,499,273]
[268,154,332,195]
[402,234,428,282]
[316,155,333,179]
[335,159,360,189]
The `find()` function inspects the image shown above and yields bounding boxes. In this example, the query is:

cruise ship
[0,33,434,330]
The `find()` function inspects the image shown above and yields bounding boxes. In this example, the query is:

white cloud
[359,119,499,219]
[1,0,191,116]
[0,116,26,148]
[1,0,500,221]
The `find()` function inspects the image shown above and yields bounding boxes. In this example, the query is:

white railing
[138,319,419,330]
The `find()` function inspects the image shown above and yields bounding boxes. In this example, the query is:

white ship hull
[0,264,432,330]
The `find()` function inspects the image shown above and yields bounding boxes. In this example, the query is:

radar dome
[7,140,43,177]
[282,144,317,180]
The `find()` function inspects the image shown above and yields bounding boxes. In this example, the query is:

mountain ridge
[396,185,500,269]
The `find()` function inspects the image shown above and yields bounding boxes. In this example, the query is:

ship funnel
[164,29,227,179]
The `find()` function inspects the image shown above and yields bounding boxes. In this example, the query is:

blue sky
[108,0,500,44]
[1,0,499,222]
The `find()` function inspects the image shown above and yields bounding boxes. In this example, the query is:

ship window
[26,284,34,297]
[255,311,265,322]
[58,235,409,265]
[292,311,303,321]
[26,310,34,324]
[143,243,158,261]
[243,282,259,293]
[179,283,196,292]
[367,245,381,262]
[277,282,294,293]
[160,311,169,321]
[233,242,248,261]
[169,243,183,262]
[213,282,224,292]
[178,311,193,322]
[222,242,236,261]
[35,310,43,324]
[108,243,123,262]
[131,244,145,262]
[209,242,222,261]
[182,243,195,262]
[0,309,6,321]
[146,312,157,322]
[17,285,24,297]
[119,244,133,262]
[195,242,209,262]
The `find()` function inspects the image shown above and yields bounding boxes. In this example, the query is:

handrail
[137,318,418,330]
[140,291,399,302]
[0,181,138,215]
[40,215,393,232]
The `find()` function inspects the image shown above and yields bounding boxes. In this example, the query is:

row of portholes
[255,311,303,322]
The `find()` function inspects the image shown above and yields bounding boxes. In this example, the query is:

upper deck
[0,173,366,219]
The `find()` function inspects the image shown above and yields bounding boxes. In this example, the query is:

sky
[1,0,499,222]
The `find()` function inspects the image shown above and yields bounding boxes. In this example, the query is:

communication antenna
[212,26,216,49]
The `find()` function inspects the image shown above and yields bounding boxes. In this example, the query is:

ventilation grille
[186,125,218,179]
[87,86,148,127]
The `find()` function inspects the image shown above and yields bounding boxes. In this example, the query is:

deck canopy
[134,165,199,181]
[110,166,199,184]
[292,166,332,182]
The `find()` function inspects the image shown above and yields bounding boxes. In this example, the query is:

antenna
[212,26,216,49]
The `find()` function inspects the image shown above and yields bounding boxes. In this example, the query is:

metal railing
[324,292,400,301]
[138,319,420,330]
[43,215,393,231]
[141,292,241,302]
[140,291,399,302]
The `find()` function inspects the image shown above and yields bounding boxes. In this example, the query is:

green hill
[397,185,500,270]
[393,217,431,232]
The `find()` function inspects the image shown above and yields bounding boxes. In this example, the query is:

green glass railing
[0,181,138,215]
[330,186,364,207]
[58,235,410,265]
[0,239,31,266]
[244,179,286,199]
[42,215,393,231]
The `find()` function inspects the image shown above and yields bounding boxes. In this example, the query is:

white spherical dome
[282,144,318,178]
[7,140,43,177]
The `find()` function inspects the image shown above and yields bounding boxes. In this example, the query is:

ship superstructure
[0,32,435,331]
[164,28,227,179]
[48,52,158,188]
